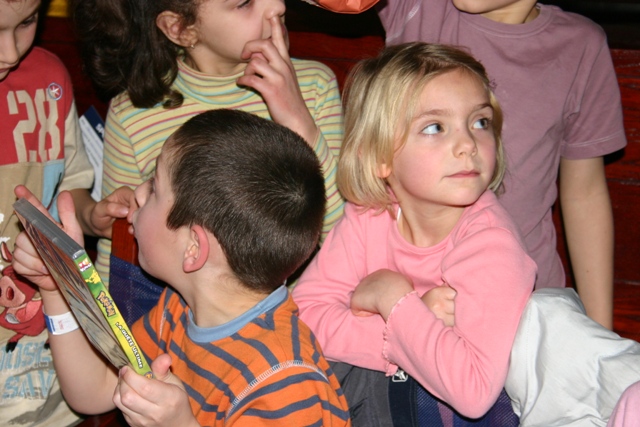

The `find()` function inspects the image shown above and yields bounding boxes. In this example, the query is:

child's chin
[0,69,11,82]
[137,256,150,274]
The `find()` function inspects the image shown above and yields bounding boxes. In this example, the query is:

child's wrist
[40,289,70,312]
[379,285,415,321]
[44,310,80,335]
[40,288,64,299]
[302,125,320,150]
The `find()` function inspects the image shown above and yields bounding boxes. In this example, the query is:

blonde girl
[293,42,535,426]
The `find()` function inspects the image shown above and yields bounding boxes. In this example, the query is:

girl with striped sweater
[71,0,345,285]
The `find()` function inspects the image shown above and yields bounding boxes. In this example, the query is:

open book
[13,198,152,378]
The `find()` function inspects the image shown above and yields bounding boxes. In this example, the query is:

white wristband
[44,311,79,335]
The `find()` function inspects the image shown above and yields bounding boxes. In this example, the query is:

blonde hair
[338,42,505,212]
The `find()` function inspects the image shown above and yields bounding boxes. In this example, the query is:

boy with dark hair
[13,109,351,427]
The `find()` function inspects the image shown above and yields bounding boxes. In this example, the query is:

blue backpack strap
[109,254,165,324]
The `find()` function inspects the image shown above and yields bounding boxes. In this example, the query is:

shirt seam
[226,360,329,419]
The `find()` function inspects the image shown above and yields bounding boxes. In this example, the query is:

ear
[156,11,198,48]
[183,225,210,273]
[376,162,392,179]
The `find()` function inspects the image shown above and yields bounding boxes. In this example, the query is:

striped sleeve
[313,132,344,243]
[102,101,143,196]
[295,60,345,241]
[94,100,137,283]
[95,97,150,284]
[95,96,198,283]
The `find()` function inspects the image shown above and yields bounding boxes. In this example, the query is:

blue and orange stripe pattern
[132,288,351,426]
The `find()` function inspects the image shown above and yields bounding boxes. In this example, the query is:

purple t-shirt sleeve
[561,39,626,159]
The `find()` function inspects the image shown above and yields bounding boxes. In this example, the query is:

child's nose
[454,130,478,157]
[0,35,20,66]
[134,183,148,207]
[264,0,285,20]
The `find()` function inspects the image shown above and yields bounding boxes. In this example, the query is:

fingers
[14,185,51,219]
[11,187,86,294]
[239,19,292,84]
[14,184,34,201]
[119,355,179,407]
[350,308,376,317]
[12,229,61,292]
[12,232,49,275]
[238,45,286,88]
[89,186,137,238]
[421,284,457,327]
[14,185,82,243]
[234,20,322,143]
[116,366,154,410]
[114,367,146,425]
[269,16,289,59]
[100,186,135,221]
[240,16,290,63]
[90,201,127,239]
[104,201,129,220]
[12,189,82,291]
[110,186,136,209]
[115,359,191,426]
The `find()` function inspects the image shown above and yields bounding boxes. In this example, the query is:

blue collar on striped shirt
[187,285,288,343]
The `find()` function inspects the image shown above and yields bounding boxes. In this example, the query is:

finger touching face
[186,0,286,75]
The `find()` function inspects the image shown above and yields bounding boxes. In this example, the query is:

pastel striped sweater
[96,58,344,283]
[132,286,351,426]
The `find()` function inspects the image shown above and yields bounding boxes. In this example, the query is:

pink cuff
[382,290,420,375]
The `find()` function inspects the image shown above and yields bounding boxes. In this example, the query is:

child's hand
[237,16,318,147]
[114,354,198,427]
[12,185,83,293]
[88,186,136,238]
[350,269,414,321]
[421,284,456,327]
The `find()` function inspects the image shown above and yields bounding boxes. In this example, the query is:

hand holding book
[11,185,152,378]
[12,186,84,293]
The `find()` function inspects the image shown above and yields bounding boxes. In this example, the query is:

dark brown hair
[70,0,200,108]
[162,109,326,293]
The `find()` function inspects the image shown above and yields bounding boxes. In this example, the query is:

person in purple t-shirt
[312,0,627,331]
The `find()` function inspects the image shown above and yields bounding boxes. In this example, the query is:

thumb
[15,184,49,216]
[14,185,83,245]
[57,191,84,246]
[151,353,173,382]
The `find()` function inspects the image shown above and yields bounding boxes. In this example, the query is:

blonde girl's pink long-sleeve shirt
[292,191,536,418]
